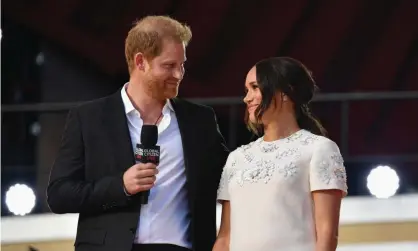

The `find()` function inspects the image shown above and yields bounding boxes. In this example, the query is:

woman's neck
[263,112,300,142]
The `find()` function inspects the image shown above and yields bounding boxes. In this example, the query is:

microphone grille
[141,125,158,146]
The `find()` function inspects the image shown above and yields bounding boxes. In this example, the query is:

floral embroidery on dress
[237,160,276,186]
[239,141,256,151]
[285,130,304,143]
[278,162,298,179]
[317,152,347,186]
[331,154,344,166]
[300,135,319,145]
[243,151,255,163]
[217,158,237,197]
[318,161,332,184]
[334,166,346,182]
[260,143,279,153]
[233,134,308,186]
[275,148,299,160]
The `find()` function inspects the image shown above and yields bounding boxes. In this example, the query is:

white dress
[217,129,348,251]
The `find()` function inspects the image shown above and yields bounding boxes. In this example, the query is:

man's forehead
[158,41,186,60]
[161,39,186,51]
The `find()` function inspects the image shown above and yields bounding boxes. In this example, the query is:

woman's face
[243,67,263,123]
[243,66,287,124]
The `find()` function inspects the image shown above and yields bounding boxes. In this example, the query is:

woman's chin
[249,116,257,123]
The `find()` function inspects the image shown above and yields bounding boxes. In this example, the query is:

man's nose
[173,68,183,80]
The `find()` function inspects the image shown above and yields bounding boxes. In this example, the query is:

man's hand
[123,163,158,195]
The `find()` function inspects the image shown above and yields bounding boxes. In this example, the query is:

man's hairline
[143,38,188,60]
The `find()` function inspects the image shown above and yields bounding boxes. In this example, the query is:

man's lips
[166,82,180,87]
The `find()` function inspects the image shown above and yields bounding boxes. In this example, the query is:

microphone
[134,125,160,205]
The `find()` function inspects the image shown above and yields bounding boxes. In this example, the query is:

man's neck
[126,82,165,124]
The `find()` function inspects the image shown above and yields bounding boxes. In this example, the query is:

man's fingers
[135,163,157,170]
[138,184,153,191]
[136,176,156,185]
[136,169,158,178]
[132,183,154,193]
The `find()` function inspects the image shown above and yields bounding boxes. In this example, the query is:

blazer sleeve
[47,108,131,214]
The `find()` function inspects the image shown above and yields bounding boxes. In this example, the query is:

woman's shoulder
[296,130,338,148]
[227,138,262,160]
[299,131,343,162]
[308,133,340,150]
[236,138,262,152]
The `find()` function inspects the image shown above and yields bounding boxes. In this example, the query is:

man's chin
[164,89,179,99]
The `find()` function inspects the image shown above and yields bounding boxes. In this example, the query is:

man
[47,16,229,251]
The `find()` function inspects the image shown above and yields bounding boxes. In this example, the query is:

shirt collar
[121,83,174,115]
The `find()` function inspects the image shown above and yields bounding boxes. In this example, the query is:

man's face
[142,39,186,100]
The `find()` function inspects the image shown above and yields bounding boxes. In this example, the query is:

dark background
[2,0,418,216]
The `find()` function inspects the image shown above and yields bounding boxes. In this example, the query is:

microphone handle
[139,160,150,204]
[140,190,150,204]
[135,144,160,205]
[139,158,153,205]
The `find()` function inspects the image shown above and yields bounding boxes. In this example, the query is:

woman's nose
[243,92,251,104]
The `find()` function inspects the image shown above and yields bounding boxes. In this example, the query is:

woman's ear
[282,93,289,102]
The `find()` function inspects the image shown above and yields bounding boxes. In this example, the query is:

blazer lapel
[170,98,196,197]
[103,91,135,171]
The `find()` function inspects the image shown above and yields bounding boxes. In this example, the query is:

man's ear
[134,52,145,71]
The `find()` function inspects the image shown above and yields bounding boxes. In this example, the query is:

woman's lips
[247,105,258,112]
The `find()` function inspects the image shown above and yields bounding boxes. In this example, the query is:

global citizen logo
[135,147,160,163]
[135,148,159,157]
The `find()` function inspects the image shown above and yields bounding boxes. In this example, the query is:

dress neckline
[259,129,306,145]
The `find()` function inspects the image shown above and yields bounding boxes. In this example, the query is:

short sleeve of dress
[217,153,236,202]
[309,139,348,196]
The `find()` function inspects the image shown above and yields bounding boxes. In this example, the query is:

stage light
[5,183,36,216]
[367,165,399,199]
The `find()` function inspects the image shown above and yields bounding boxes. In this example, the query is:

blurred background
[1,0,418,250]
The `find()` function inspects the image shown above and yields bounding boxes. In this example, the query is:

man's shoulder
[172,97,214,115]
[72,92,117,113]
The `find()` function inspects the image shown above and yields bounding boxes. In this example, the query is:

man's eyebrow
[161,59,187,64]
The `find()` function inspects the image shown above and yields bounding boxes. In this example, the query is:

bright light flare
[367,165,400,199]
[5,183,36,216]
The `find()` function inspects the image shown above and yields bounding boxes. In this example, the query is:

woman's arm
[312,189,343,251]
[309,139,347,251]
[213,201,231,251]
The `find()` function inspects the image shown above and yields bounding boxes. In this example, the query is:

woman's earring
[282,94,288,102]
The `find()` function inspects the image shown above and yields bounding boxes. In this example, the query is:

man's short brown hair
[125,15,192,74]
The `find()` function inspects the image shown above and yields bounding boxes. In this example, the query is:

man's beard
[145,78,179,101]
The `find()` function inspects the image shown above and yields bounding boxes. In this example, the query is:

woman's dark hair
[245,57,327,136]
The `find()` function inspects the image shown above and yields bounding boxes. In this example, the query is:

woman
[213,57,347,251]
